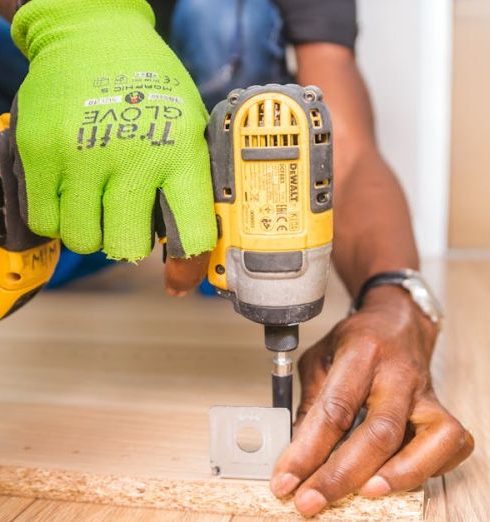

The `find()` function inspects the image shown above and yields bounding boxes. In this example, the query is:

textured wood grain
[426,258,490,521]
[0,466,423,520]
[14,500,232,522]
[0,496,35,521]
[424,477,447,522]
[0,254,435,519]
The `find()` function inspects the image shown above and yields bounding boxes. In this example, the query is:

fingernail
[270,473,300,497]
[295,489,328,516]
[360,475,391,497]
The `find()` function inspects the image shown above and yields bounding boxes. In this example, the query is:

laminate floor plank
[424,477,447,522]
[0,496,35,522]
[14,499,231,522]
[426,259,490,522]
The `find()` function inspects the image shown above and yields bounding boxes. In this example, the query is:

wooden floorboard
[0,496,35,522]
[2,254,487,519]
[426,259,490,521]
[424,477,447,522]
[13,500,232,522]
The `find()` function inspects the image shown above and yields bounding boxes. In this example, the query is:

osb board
[0,467,423,520]
[0,255,425,520]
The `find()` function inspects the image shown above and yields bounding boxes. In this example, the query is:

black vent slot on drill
[223,113,232,131]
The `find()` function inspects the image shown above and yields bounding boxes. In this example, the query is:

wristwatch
[352,269,444,329]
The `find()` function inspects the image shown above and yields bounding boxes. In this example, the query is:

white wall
[356,0,453,257]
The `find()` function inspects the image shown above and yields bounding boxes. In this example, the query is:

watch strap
[353,270,412,311]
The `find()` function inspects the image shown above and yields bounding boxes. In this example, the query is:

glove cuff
[12,0,156,58]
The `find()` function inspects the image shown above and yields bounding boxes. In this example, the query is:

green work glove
[10,0,217,262]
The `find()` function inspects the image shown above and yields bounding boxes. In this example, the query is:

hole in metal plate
[236,425,263,453]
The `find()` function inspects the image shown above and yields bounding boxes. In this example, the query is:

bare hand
[270,286,474,517]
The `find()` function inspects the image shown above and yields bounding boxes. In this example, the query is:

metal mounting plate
[209,406,291,480]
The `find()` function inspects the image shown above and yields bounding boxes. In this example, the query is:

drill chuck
[264,324,298,352]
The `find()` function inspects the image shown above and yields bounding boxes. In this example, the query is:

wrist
[361,285,439,341]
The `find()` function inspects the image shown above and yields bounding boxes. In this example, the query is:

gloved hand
[10,0,217,292]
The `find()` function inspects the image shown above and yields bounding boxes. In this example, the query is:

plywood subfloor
[1,254,486,520]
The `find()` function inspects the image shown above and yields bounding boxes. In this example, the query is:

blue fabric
[46,249,115,289]
[170,0,291,111]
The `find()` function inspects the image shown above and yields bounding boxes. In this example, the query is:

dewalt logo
[289,163,299,202]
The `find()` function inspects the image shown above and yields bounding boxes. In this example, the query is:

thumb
[165,253,210,296]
